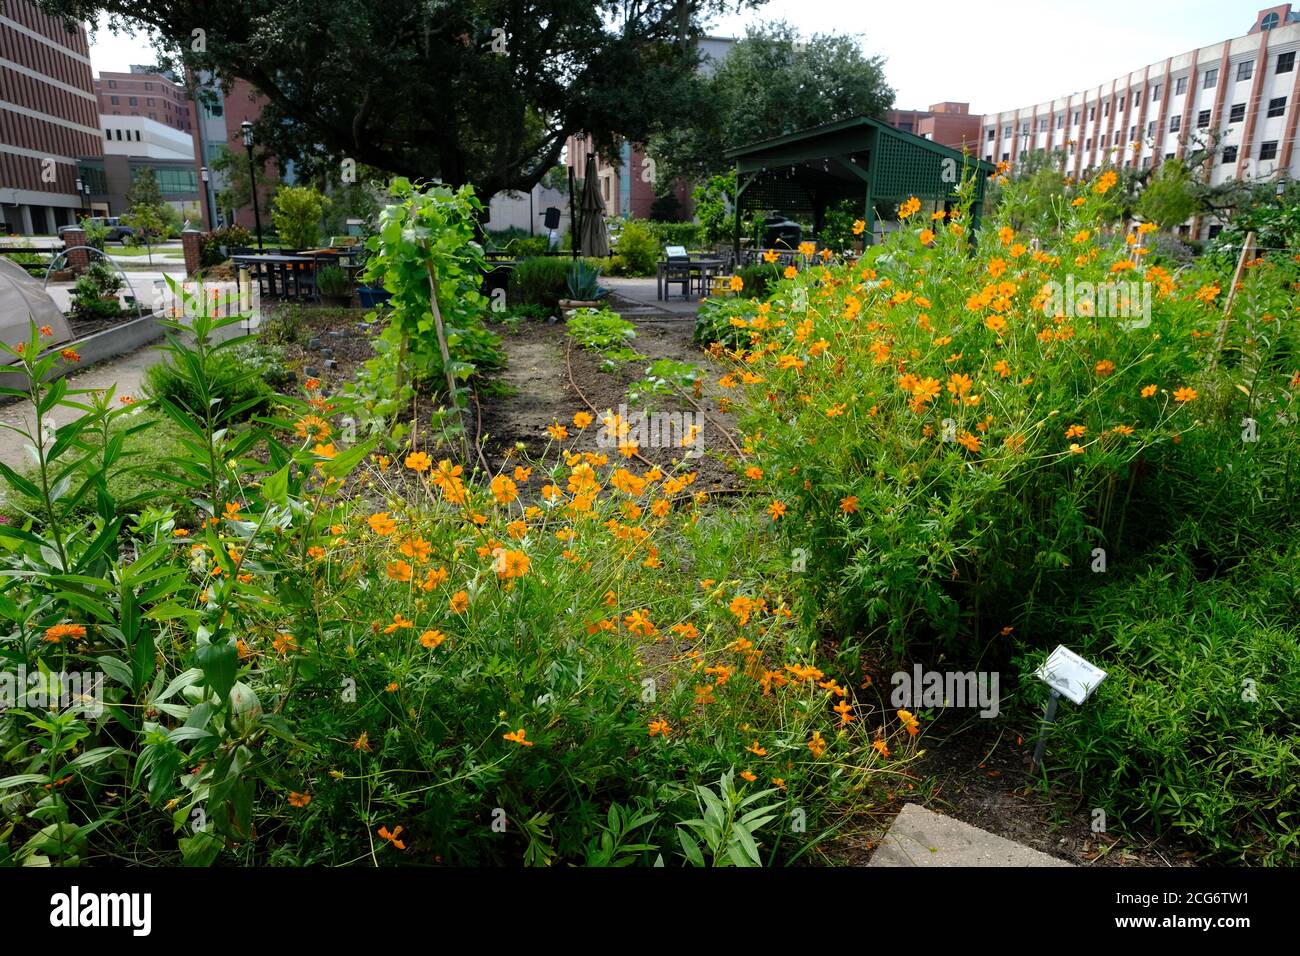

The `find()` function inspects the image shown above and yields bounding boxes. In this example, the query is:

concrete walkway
[601,276,705,316]
[868,804,1072,867]
[0,345,164,477]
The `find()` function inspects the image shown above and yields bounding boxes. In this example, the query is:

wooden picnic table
[232,253,335,299]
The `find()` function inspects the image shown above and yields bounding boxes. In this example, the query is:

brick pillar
[63,228,89,275]
[182,227,204,276]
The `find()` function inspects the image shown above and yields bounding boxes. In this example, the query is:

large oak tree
[41,0,763,197]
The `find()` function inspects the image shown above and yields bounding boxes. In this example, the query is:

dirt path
[477,294,742,492]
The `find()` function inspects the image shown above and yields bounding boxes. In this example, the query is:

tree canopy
[40,0,762,198]
[648,22,895,182]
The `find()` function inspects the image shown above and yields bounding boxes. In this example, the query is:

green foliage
[1208,179,1300,267]
[362,178,502,397]
[199,225,255,268]
[694,295,760,348]
[70,261,124,319]
[1136,158,1198,230]
[315,265,352,298]
[733,262,780,299]
[509,256,572,308]
[613,219,659,276]
[693,172,736,245]
[649,23,894,182]
[1031,544,1300,864]
[565,259,608,300]
[145,342,277,424]
[646,221,704,249]
[566,306,641,371]
[271,186,331,251]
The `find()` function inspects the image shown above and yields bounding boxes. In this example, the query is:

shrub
[272,186,331,250]
[200,225,255,268]
[509,256,572,307]
[316,264,352,298]
[1028,545,1300,864]
[613,219,659,276]
[144,343,276,423]
[647,221,704,249]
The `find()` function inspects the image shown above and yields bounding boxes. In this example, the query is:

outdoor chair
[663,250,692,300]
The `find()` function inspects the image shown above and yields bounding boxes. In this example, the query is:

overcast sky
[90,0,1260,113]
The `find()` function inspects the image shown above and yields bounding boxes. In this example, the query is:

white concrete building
[100,115,195,162]
[980,5,1300,238]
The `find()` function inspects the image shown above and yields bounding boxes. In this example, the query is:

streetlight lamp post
[240,121,264,249]
[75,177,85,220]
[200,165,217,231]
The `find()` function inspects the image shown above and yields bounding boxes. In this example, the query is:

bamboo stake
[423,256,467,458]
[1209,231,1254,372]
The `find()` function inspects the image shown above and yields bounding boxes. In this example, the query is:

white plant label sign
[1035,645,1107,705]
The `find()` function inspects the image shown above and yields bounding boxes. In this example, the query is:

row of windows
[0,99,99,158]
[988,49,1299,142]
[131,165,197,193]
[986,140,1281,165]
[992,95,1291,145]
[0,64,97,129]
[105,127,143,142]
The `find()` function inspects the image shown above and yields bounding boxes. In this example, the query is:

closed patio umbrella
[580,154,610,258]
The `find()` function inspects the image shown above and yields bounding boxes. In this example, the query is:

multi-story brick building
[981,4,1300,237]
[886,102,982,150]
[0,0,102,234]
[95,66,192,135]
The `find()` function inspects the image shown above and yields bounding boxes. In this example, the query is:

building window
[1262,12,1281,29]
[1260,140,1279,160]
[1278,51,1295,74]
[145,82,153,90]
[1119,96,1126,111]
[986,128,995,141]
[1056,114,1064,129]
[1001,152,1009,162]
[1088,106,1095,121]
[1152,84,1161,102]
[1038,118,1048,131]
[1196,109,1211,128]
[147,97,155,106]
[1237,61,1253,82]
[110,95,119,105]
[1268,96,1287,117]
[1169,115,1181,132]
[1003,125,1012,137]
[1164,152,1175,161]
[1103,101,1110,118]
[1222,145,1238,164]
[128,96,138,106]
[1129,125,1136,140]
[984,154,993,163]
[1142,156,1152,168]
[1227,103,1245,123]
[1072,110,1080,124]
[108,79,117,89]
[135,130,142,141]
[1175,76,1188,95]
[104,129,110,140]
[1203,68,1218,89]
[1085,137,1092,150]
[115,129,122,140]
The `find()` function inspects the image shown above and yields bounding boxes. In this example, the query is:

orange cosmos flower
[768,500,787,520]
[647,719,671,737]
[1141,384,1158,398]
[43,622,87,644]
[368,512,397,536]
[840,495,858,514]
[405,451,432,472]
[503,728,533,746]
[807,730,827,758]
[419,629,447,649]
[1173,386,1198,403]
[449,590,469,613]
[546,423,569,441]
[377,825,406,849]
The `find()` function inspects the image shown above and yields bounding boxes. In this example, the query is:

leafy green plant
[362,178,502,401]
[676,771,784,867]
[564,259,608,301]
[200,225,255,268]
[612,218,658,276]
[271,186,331,251]
[508,256,571,307]
[315,265,352,299]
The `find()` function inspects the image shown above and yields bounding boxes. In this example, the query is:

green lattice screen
[872,132,988,205]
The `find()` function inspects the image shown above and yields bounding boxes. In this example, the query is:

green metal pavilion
[725,115,997,255]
